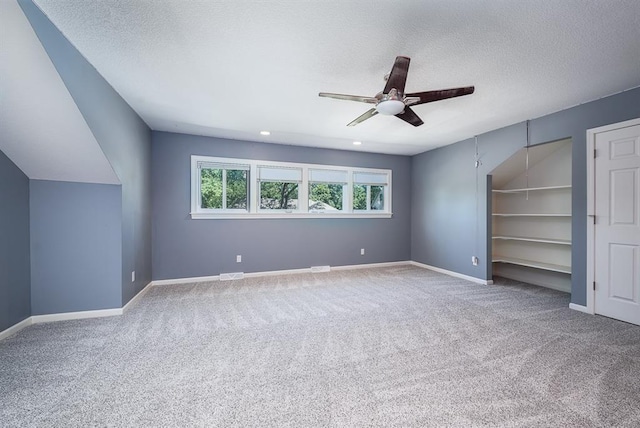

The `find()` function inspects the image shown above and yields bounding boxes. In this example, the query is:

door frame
[585,117,640,315]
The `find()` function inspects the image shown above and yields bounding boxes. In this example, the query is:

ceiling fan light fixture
[375,100,405,115]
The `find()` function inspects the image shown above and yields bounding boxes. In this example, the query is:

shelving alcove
[490,138,572,292]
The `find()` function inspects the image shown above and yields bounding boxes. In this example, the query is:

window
[258,166,302,211]
[353,172,388,212]
[196,161,249,212]
[308,169,347,211]
[191,156,391,219]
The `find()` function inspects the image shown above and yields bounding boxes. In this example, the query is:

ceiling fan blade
[319,92,378,104]
[347,108,378,127]
[383,56,410,95]
[395,106,424,127]
[405,86,475,106]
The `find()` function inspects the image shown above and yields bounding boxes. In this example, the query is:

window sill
[190,212,393,220]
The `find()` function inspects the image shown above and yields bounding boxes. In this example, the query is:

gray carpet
[1,265,639,427]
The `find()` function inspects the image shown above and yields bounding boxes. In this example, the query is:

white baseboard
[220,272,245,281]
[122,281,153,312]
[244,267,310,278]
[332,261,410,271]
[31,308,122,324]
[0,317,33,341]
[246,261,409,277]
[410,261,493,285]
[152,274,219,286]
[569,303,592,314]
[152,261,413,286]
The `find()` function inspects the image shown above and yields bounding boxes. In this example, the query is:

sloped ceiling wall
[0,0,118,185]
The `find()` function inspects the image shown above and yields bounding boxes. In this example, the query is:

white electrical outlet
[236,255,242,263]
[131,271,135,282]
[361,248,365,255]
[472,256,479,266]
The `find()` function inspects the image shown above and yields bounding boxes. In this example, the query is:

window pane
[260,182,299,209]
[226,169,248,209]
[353,184,367,210]
[200,168,223,209]
[309,183,343,210]
[371,185,384,210]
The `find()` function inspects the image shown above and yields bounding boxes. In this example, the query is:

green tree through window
[260,182,298,209]
[226,170,248,209]
[353,184,366,210]
[201,168,222,209]
[310,183,343,210]
[200,168,247,209]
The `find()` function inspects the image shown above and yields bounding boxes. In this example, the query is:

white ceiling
[21,1,640,156]
[0,0,119,184]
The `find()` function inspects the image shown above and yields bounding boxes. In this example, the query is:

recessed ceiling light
[260,131,271,136]
[353,141,362,145]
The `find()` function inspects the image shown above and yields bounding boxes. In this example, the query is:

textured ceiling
[32,0,640,155]
[0,0,119,184]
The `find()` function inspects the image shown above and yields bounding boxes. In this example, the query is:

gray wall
[412,87,640,305]
[30,180,121,314]
[19,0,152,305]
[152,132,412,280]
[0,150,31,331]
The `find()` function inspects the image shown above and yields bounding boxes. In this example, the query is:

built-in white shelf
[492,185,571,194]
[492,236,571,245]
[492,256,571,274]
[490,139,573,290]
[492,213,572,217]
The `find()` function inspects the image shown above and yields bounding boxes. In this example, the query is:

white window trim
[190,155,392,219]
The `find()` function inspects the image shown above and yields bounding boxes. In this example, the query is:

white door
[594,123,640,325]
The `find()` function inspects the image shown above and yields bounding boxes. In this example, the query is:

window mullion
[197,166,203,211]
[222,169,227,209]
[346,170,353,212]
[249,164,257,213]
[342,184,348,211]
[300,167,309,213]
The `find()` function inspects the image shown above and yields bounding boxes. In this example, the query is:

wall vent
[220,272,244,281]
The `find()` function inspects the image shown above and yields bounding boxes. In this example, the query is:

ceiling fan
[319,56,474,127]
